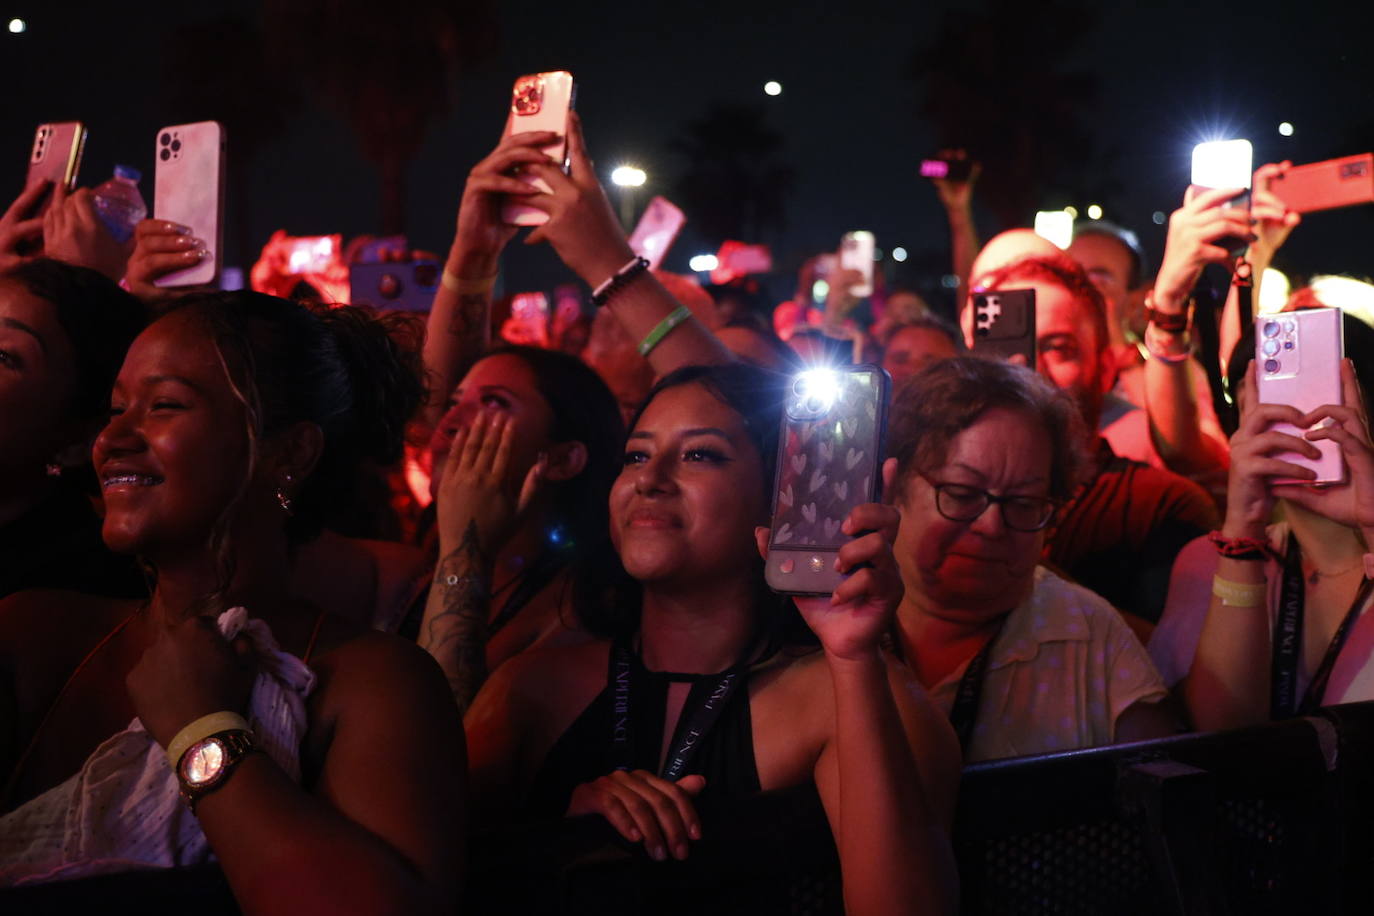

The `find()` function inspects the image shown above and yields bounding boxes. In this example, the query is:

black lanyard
[947,622,1006,755]
[1270,539,1374,719]
[608,640,749,781]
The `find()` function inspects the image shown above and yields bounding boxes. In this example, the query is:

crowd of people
[0,88,1372,914]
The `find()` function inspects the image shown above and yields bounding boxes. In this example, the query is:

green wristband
[637,305,692,358]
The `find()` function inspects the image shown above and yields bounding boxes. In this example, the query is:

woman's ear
[265,421,325,486]
[543,440,588,483]
[881,457,899,504]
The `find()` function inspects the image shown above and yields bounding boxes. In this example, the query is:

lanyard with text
[608,641,749,781]
[948,621,1006,755]
[1271,538,1374,719]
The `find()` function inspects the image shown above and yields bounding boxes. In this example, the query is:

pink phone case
[1256,307,1345,485]
[25,122,86,208]
[767,367,890,595]
[627,196,685,269]
[500,72,574,227]
[153,121,225,288]
[839,231,874,297]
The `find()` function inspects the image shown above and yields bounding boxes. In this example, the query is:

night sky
[5,0,1373,312]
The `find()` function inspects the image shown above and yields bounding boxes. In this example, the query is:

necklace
[1307,560,1363,585]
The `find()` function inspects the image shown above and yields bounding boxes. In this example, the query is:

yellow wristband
[441,269,498,296]
[166,711,251,769]
[1212,575,1267,608]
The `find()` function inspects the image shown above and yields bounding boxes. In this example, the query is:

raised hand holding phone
[500,71,575,227]
[152,121,225,288]
[1255,307,1345,485]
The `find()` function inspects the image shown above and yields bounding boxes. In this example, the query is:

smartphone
[971,288,1036,366]
[348,260,440,313]
[1191,139,1253,257]
[1270,153,1374,214]
[24,122,86,216]
[920,157,973,182]
[153,121,226,288]
[1256,307,1345,486]
[627,196,685,269]
[767,366,890,595]
[500,71,575,227]
[286,236,337,275]
[839,231,875,298]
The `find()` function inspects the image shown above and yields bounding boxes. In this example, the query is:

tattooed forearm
[419,521,493,712]
[448,292,492,351]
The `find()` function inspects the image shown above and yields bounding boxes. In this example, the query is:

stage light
[1152,211,1166,225]
[1034,211,1073,249]
[1258,268,1291,314]
[764,81,782,96]
[873,248,883,261]
[1086,204,1103,220]
[1278,122,1294,137]
[1063,206,1079,219]
[689,254,718,272]
[941,274,959,289]
[892,247,908,262]
[7,18,25,33]
[611,166,646,188]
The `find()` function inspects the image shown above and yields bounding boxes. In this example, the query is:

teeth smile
[102,474,162,489]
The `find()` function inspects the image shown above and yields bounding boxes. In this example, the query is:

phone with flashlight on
[501,70,576,227]
[766,366,890,596]
[1191,138,1253,257]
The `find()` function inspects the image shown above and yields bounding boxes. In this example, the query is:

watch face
[181,738,226,787]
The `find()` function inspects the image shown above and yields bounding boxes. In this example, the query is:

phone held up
[766,366,890,596]
[1191,139,1253,257]
[838,231,875,298]
[26,122,86,214]
[627,196,686,270]
[971,288,1036,367]
[1256,306,1346,486]
[501,71,576,227]
[153,121,226,288]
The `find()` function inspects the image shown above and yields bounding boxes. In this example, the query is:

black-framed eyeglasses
[913,469,1058,532]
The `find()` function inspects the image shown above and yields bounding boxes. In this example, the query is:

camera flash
[1192,140,1254,190]
[1034,211,1073,250]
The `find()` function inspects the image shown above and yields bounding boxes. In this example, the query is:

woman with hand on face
[886,358,1174,762]
[1151,316,1374,731]
[0,292,464,912]
[466,363,960,916]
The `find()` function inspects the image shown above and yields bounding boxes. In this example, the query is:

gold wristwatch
[177,728,258,812]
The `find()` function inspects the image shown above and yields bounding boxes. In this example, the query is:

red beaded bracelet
[1207,531,1275,561]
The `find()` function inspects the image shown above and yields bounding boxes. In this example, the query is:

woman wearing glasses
[886,357,1174,761]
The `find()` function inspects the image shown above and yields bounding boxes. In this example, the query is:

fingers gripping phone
[839,231,875,298]
[767,366,890,595]
[153,121,226,288]
[1191,139,1253,257]
[971,288,1036,367]
[26,122,86,212]
[501,71,575,227]
[1256,306,1345,486]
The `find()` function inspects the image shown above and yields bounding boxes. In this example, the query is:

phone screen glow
[1192,140,1253,190]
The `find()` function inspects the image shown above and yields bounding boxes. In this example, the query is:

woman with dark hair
[0,258,146,599]
[466,362,960,916]
[885,357,1173,761]
[0,292,464,911]
[1152,312,1374,730]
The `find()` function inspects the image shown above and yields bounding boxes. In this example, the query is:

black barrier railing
[5,702,1374,915]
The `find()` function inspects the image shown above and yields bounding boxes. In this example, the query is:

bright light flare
[892,247,908,262]
[1034,210,1074,250]
[689,254,718,272]
[1257,268,1291,314]
[764,81,782,96]
[1192,139,1253,189]
[794,368,840,413]
[1311,274,1374,325]
[611,166,646,188]
[1278,122,1295,137]
[1086,204,1103,220]
[7,18,24,33]
[1063,205,1079,219]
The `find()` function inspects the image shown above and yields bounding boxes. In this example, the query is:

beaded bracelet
[591,256,651,308]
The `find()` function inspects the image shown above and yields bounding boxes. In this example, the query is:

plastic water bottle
[92,165,147,244]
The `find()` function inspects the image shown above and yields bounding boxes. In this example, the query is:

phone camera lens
[1282,320,1296,333]
[1261,339,1280,357]
[1264,358,1280,374]
[160,133,171,147]
[159,148,171,162]
[378,273,401,299]
[1284,341,1294,349]
[793,379,807,397]
[805,396,824,413]
[171,139,181,152]
[1262,321,1280,339]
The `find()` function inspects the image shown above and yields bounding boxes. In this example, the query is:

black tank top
[526,646,762,817]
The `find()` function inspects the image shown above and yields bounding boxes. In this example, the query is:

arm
[521,113,732,377]
[41,183,132,282]
[0,181,47,272]
[128,621,465,916]
[421,131,559,427]
[928,150,980,297]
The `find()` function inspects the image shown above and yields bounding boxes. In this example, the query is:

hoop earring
[276,474,294,516]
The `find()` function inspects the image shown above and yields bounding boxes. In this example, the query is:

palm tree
[264,0,496,235]
[670,103,796,246]
[912,0,1101,229]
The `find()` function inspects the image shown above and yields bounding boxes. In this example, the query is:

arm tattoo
[420,521,493,712]
[448,292,491,346]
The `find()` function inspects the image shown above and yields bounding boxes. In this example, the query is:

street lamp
[610,165,647,228]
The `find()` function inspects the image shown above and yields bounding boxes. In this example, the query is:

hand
[824,268,864,321]
[447,130,561,279]
[1272,358,1374,535]
[435,411,545,558]
[519,112,636,285]
[566,770,706,861]
[1249,161,1302,268]
[1153,185,1254,309]
[41,184,133,282]
[927,148,980,213]
[0,181,48,271]
[126,614,257,749]
[1221,362,1319,537]
[125,219,210,305]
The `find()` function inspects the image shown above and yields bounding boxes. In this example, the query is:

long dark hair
[575,362,815,650]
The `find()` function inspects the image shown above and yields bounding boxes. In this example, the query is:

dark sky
[5,0,1373,309]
